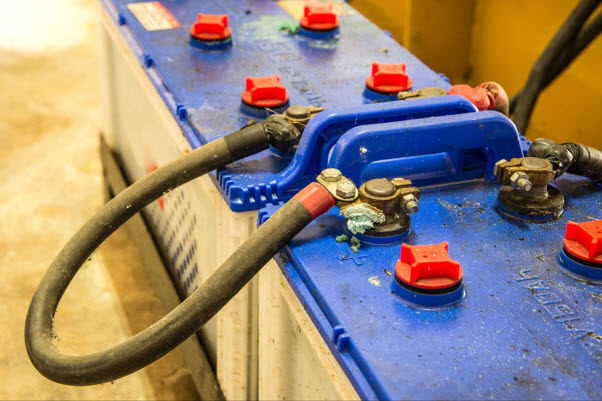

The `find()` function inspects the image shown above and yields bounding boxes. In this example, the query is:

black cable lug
[262,114,301,154]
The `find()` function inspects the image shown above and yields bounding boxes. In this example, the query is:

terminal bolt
[316,169,358,202]
[401,194,419,214]
[494,157,564,221]
[510,171,533,192]
[336,181,356,199]
[320,168,342,182]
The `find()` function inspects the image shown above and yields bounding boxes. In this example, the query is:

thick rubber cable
[24,126,286,385]
[512,0,601,133]
[509,11,602,114]
[527,138,602,181]
[565,143,602,181]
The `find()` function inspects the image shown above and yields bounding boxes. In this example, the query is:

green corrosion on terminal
[335,234,349,243]
[278,22,299,34]
[350,237,361,253]
[340,203,386,234]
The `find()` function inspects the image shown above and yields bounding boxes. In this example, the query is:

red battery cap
[395,242,463,290]
[190,13,232,41]
[366,63,413,93]
[241,75,289,108]
[564,220,602,264]
[299,4,339,31]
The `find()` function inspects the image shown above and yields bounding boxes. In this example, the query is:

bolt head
[336,181,356,198]
[509,172,523,184]
[320,168,342,182]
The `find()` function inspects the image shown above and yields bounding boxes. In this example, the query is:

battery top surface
[262,176,602,400]
[102,0,452,210]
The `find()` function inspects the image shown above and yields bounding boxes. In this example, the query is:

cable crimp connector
[494,157,564,221]
[262,114,302,154]
[448,81,509,115]
[316,168,359,202]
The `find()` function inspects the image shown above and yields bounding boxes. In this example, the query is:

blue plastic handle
[328,111,524,187]
[276,95,478,196]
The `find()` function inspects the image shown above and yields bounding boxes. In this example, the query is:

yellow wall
[352,0,602,148]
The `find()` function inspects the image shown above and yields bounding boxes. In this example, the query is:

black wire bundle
[511,0,602,133]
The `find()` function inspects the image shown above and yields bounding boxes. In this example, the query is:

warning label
[127,2,180,31]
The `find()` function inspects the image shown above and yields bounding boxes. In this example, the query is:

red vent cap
[366,63,413,93]
[299,4,339,31]
[395,242,463,290]
[190,13,232,41]
[241,75,289,108]
[564,220,602,264]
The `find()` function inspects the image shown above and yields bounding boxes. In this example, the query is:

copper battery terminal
[283,105,324,134]
[317,170,420,236]
[494,157,564,221]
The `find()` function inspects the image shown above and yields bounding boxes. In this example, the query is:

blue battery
[99,0,601,399]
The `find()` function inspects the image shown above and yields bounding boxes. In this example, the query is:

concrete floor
[0,0,198,399]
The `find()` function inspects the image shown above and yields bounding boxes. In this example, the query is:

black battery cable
[512,0,601,133]
[24,115,335,385]
[509,10,602,115]
[527,138,602,182]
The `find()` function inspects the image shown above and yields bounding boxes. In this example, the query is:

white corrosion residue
[368,276,381,286]
[340,203,385,234]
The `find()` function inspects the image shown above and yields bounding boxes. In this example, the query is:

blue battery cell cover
[260,176,602,400]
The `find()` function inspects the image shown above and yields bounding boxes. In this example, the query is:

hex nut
[320,168,342,182]
[510,171,533,191]
[401,194,419,214]
[509,172,522,184]
[336,181,356,198]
